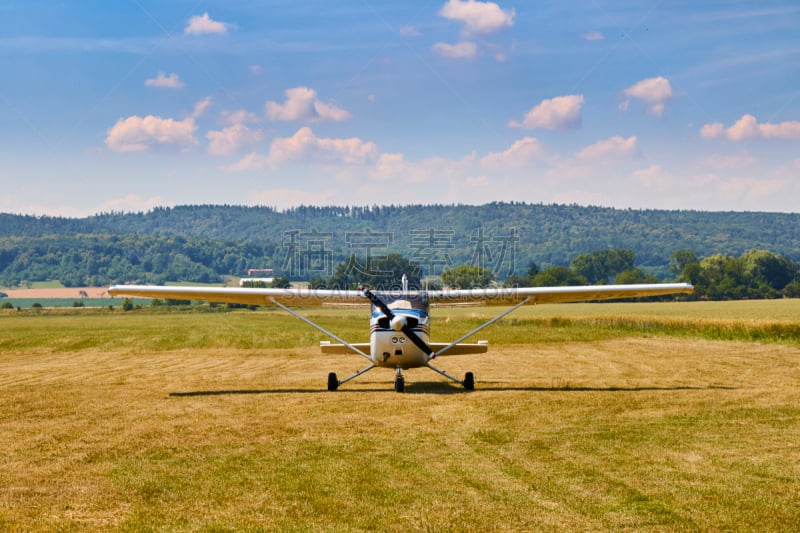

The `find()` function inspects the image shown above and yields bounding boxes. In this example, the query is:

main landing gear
[327,367,475,393]
[463,371,475,391]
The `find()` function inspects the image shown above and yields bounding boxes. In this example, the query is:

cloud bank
[701,114,800,141]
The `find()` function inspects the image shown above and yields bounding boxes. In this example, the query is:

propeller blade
[402,323,433,357]
[360,286,394,319]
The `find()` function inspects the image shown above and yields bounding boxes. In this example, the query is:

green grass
[1,280,66,290]
[1,301,799,531]
[1,298,129,309]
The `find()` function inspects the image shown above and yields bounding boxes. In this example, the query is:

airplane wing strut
[268,297,372,362]
[432,296,530,359]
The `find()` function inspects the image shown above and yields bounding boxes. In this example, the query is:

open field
[0,286,124,309]
[1,302,799,531]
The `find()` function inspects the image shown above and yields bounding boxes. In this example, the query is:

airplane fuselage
[370,308,430,369]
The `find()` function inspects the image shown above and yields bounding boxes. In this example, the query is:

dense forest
[1,203,799,299]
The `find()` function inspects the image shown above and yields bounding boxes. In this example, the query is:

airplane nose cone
[390,315,407,331]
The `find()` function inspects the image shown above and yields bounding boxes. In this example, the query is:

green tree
[531,266,588,287]
[740,249,798,291]
[328,254,422,290]
[615,268,659,284]
[503,274,529,287]
[571,248,635,284]
[670,249,698,278]
[308,276,328,290]
[441,265,495,289]
[783,281,800,298]
[270,276,292,288]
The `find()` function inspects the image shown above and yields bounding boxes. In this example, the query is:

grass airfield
[1,301,799,531]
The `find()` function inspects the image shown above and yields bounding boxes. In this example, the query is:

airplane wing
[108,285,366,307]
[110,282,692,307]
[425,283,693,306]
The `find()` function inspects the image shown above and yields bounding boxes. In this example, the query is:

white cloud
[184,13,233,35]
[626,166,796,211]
[266,86,351,122]
[631,164,671,190]
[206,124,264,156]
[760,121,800,140]
[220,109,260,126]
[369,153,427,183]
[700,114,800,141]
[226,152,270,172]
[432,41,478,59]
[509,95,584,130]
[716,175,789,201]
[267,127,378,167]
[227,129,380,173]
[576,135,638,161]
[727,115,765,140]
[465,175,491,187]
[481,137,544,169]
[144,72,184,89]
[105,115,197,153]
[698,151,757,169]
[623,76,674,116]
[192,96,213,119]
[371,152,406,180]
[582,31,604,41]
[700,122,725,139]
[439,0,515,35]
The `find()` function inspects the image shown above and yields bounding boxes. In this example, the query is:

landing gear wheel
[327,372,339,392]
[463,372,474,391]
[394,376,405,393]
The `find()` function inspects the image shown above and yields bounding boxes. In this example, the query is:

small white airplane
[109,277,692,392]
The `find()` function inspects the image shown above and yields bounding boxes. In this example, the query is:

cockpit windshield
[371,293,429,316]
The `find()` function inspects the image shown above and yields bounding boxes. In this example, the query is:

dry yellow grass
[1,307,799,531]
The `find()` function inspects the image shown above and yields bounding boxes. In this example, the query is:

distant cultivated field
[1,301,799,531]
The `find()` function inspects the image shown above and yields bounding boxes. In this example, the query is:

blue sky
[1,0,798,216]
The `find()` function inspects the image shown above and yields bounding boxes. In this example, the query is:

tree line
[0,234,278,287]
[271,248,800,301]
[1,231,798,300]
[3,204,800,279]
[2,204,800,300]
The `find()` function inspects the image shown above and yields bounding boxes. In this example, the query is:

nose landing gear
[394,367,405,393]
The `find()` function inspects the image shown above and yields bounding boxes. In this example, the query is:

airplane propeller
[360,286,435,359]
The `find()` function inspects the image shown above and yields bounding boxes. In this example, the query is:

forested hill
[2,203,799,286]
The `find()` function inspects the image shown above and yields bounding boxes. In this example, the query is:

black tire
[463,372,474,391]
[394,376,405,393]
[327,372,339,391]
